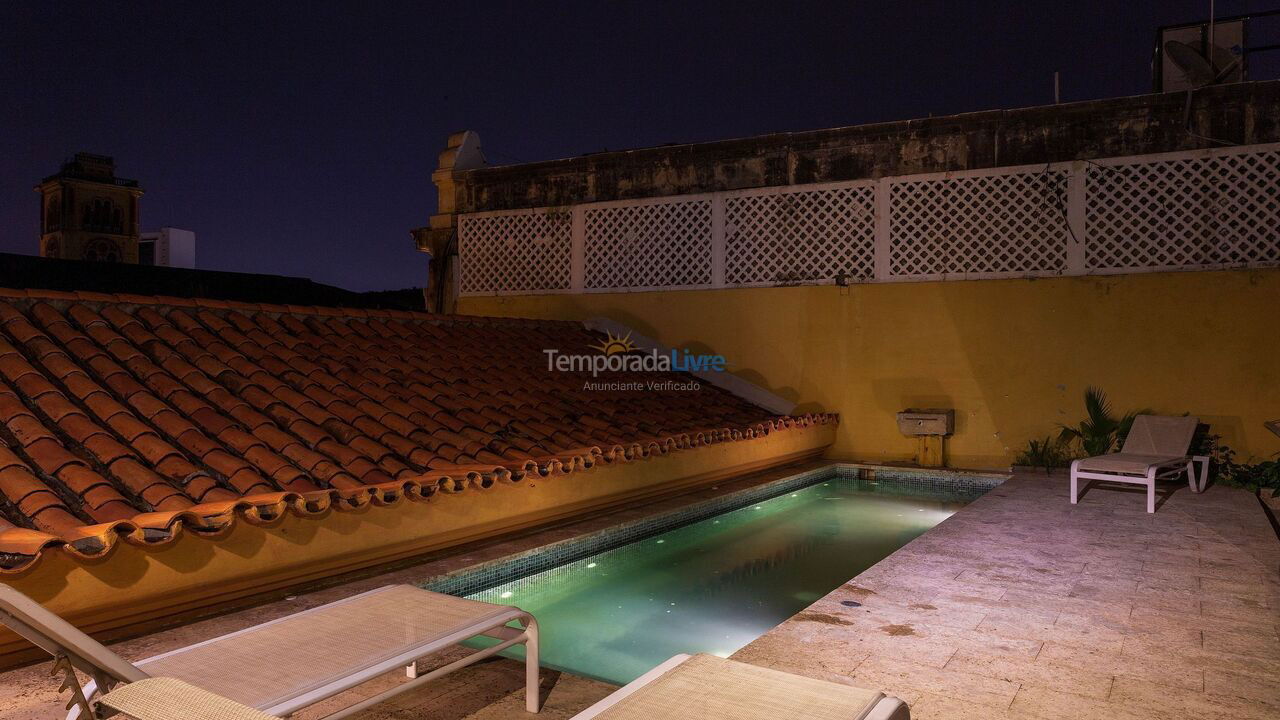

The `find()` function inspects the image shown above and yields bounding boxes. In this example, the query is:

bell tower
[36,153,143,263]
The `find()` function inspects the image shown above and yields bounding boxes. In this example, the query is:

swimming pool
[424,468,993,684]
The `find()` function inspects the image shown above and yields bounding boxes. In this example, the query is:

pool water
[465,476,982,684]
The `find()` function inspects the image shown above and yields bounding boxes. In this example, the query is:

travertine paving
[0,467,1275,720]
[735,472,1280,719]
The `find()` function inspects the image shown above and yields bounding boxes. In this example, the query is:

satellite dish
[1164,38,1242,88]
[1164,40,1218,87]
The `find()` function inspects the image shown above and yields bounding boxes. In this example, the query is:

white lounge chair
[97,677,284,719]
[0,583,540,719]
[57,651,911,720]
[1069,414,1208,513]
[571,653,909,720]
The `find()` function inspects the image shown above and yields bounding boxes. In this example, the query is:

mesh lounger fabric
[592,654,884,720]
[1075,416,1200,475]
[1076,453,1187,474]
[1120,415,1199,456]
[99,678,281,720]
[136,585,513,710]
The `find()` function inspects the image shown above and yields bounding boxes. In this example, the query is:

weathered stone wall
[450,80,1280,213]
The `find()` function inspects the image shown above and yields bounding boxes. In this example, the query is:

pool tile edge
[420,463,1002,597]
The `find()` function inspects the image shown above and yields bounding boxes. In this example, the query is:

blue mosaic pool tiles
[421,466,831,596]
[834,464,1006,492]
[419,464,1001,597]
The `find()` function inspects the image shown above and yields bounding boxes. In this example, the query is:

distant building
[139,227,196,268]
[35,152,143,263]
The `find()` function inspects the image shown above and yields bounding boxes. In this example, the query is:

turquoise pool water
[464,475,984,684]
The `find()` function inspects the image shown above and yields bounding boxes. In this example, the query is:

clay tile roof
[0,289,835,572]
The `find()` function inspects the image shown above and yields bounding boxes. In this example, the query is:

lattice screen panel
[1086,150,1280,269]
[584,199,713,289]
[889,171,1070,277]
[724,185,876,284]
[458,210,572,293]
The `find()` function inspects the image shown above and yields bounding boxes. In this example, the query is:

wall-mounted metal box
[897,409,955,436]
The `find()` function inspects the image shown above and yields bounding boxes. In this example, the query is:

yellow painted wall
[460,268,1280,470]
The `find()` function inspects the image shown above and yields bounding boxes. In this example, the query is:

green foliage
[1197,432,1236,473]
[1014,436,1074,474]
[1248,461,1280,497]
[1200,434,1280,497]
[1030,390,1278,496]
[1057,387,1151,456]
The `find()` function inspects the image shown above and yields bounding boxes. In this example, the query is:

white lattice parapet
[458,208,572,294]
[584,197,714,291]
[888,167,1071,279]
[455,143,1280,296]
[1086,148,1280,270]
[725,183,876,285]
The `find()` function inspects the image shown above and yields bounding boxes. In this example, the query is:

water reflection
[468,477,983,684]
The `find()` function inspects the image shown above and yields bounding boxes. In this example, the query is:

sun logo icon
[591,330,637,355]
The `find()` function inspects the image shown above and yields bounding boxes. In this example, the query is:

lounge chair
[1069,414,1208,513]
[45,650,910,720]
[0,583,540,719]
[97,677,283,719]
[571,654,909,720]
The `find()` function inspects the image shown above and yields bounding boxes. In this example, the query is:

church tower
[36,153,143,262]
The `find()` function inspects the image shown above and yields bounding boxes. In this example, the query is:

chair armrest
[99,678,281,720]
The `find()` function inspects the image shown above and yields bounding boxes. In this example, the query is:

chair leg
[1146,470,1157,513]
[1186,461,1197,493]
[1069,461,1080,504]
[524,616,541,713]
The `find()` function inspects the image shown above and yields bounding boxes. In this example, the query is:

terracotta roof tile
[98,412,147,444]
[21,438,81,475]
[129,432,184,464]
[0,290,836,572]
[80,434,135,465]
[5,412,56,446]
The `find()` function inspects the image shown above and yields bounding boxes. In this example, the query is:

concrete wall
[460,268,1280,470]
[448,81,1280,214]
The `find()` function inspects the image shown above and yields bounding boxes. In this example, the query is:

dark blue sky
[2,1,1274,291]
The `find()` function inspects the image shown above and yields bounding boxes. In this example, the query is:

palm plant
[1057,387,1150,456]
[1014,436,1073,474]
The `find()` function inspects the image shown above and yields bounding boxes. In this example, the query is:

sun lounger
[0,583,540,719]
[97,677,283,720]
[1070,414,1208,513]
[571,654,909,720]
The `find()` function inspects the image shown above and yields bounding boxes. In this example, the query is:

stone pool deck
[0,467,1276,720]
[737,471,1280,720]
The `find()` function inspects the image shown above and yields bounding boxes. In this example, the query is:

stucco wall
[449,81,1280,214]
[460,268,1280,470]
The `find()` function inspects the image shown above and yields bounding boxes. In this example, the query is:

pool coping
[420,463,1008,597]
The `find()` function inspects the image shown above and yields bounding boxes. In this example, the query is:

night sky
[2,1,1275,291]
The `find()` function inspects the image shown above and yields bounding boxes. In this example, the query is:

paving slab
[735,471,1280,719]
